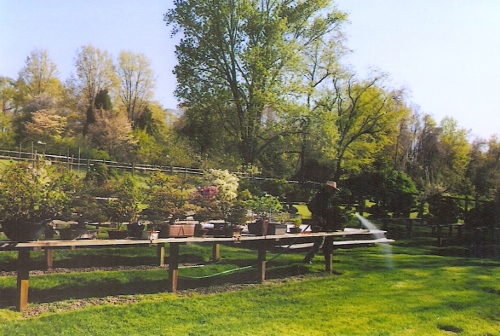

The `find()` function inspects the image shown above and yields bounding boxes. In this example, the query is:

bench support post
[45,248,53,271]
[324,236,334,273]
[17,249,30,312]
[257,245,266,283]
[212,243,220,262]
[157,243,165,267]
[168,243,180,293]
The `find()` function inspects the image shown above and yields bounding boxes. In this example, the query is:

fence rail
[0,149,322,187]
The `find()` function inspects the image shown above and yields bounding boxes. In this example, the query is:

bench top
[1,229,380,250]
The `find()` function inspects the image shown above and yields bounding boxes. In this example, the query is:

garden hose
[178,236,302,280]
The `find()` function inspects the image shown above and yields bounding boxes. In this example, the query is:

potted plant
[246,193,283,235]
[66,163,116,239]
[143,171,196,238]
[200,169,243,237]
[104,175,141,238]
[268,211,291,235]
[191,185,219,237]
[288,216,303,234]
[0,160,73,242]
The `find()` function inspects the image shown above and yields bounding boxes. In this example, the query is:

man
[303,181,343,263]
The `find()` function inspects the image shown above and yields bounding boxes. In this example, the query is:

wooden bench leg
[212,243,220,263]
[324,236,334,274]
[157,243,165,267]
[168,243,180,293]
[17,249,30,312]
[45,248,53,271]
[257,245,266,284]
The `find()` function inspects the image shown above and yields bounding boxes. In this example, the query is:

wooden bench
[4,229,392,312]
[275,237,394,252]
[274,228,393,252]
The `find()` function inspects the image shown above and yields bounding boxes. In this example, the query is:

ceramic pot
[1,220,46,242]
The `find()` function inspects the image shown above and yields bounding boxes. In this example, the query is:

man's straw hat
[325,181,339,190]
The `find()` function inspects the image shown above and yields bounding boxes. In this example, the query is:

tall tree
[314,73,405,181]
[74,45,117,129]
[16,49,63,102]
[116,51,156,124]
[438,117,471,191]
[165,0,346,166]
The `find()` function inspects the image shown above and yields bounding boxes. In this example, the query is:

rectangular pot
[142,230,159,240]
[267,223,287,235]
[159,224,195,238]
[248,219,268,236]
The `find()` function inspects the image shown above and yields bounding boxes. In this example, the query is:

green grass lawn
[0,241,498,335]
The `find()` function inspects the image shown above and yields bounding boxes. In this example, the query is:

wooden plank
[8,229,377,249]
[277,238,394,251]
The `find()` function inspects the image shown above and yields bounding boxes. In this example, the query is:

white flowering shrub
[203,169,242,223]
[206,169,239,204]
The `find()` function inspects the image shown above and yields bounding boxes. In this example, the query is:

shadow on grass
[0,262,315,309]
[0,252,207,272]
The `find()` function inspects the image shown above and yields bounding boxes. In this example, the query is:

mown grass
[0,239,498,335]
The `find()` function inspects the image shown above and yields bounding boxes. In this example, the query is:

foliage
[72,163,116,224]
[23,109,67,143]
[0,160,72,224]
[350,170,417,218]
[438,117,471,191]
[0,11,498,204]
[466,136,500,198]
[224,200,248,225]
[464,200,495,229]
[116,50,156,123]
[74,44,117,111]
[16,49,63,101]
[143,171,196,223]
[87,109,137,160]
[199,169,241,224]
[246,193,283,218]
[165,0,347,166]
[316,74,407,181]
[104,175,141,226]
[426,195,462,224]
[190,185,220,222]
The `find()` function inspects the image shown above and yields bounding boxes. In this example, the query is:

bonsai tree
[0,160,73,241]
[202,169,240,225]
[246,193,283,220]
[70,163,115,227]
[191,185,221,222]
[143,171,196,224]
[104,175,141,228]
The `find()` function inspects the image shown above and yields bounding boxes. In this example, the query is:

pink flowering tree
[191,185,221,222]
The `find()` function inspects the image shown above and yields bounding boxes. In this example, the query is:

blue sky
[1,0,499,139]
